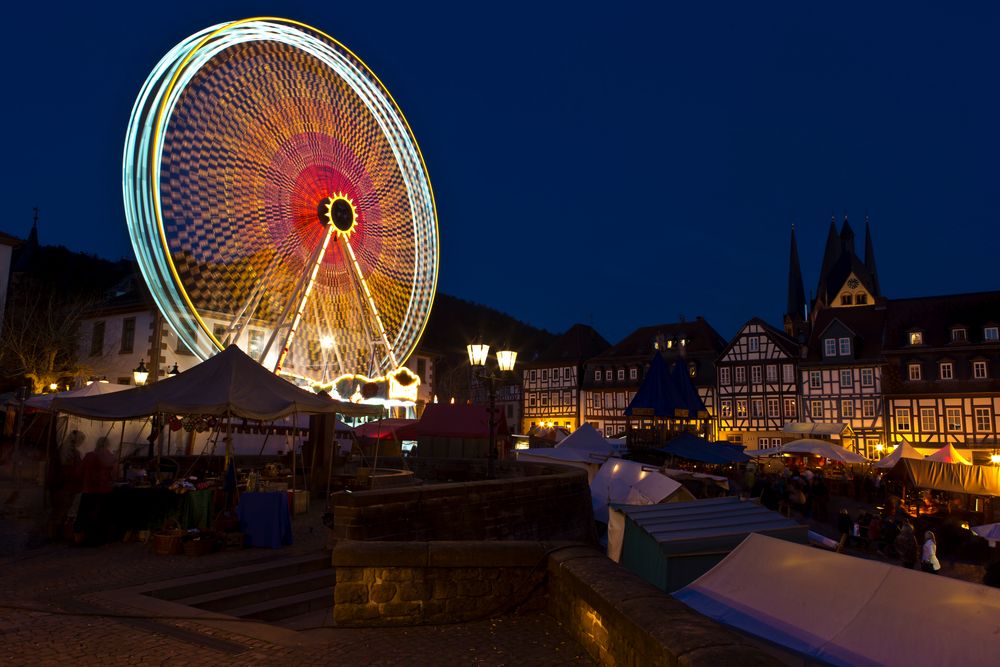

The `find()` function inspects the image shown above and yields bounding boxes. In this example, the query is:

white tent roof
[781,438,869,463]
[675,533,1000,666]
[925,443,973,465]
[743,445,782,457]
[590,459,690,523]
[554,423,617,455]
[972,522,1000,547]
[516,448,604,483]
[874,440,925,468]
[52,345,382,421]
[26,382,130,410]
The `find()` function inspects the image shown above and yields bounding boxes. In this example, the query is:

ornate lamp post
[133,359,150,386]
[467,341,517,478]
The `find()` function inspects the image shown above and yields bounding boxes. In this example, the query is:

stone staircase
[143,552,335,629]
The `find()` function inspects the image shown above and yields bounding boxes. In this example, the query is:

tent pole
[326,414,335,504]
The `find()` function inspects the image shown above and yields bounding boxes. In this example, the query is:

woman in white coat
[921,530,941,574]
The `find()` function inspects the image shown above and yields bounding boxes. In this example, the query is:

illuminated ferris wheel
[123,17,438,387]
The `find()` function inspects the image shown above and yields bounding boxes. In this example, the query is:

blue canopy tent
[659,432,750,465]
[625,354,711,448]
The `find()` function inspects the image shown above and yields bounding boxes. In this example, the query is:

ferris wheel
[123,17,438,387]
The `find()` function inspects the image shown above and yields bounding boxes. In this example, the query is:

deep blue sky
[3,2,999,344]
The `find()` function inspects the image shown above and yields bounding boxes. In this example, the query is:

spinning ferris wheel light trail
[123,17,439,391]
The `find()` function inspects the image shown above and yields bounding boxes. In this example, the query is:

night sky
[3,2,999,344]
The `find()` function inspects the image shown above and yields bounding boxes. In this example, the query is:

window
[720,400,732,418]
[951,328,967,342]
[594,370,601,381]
[528,394,536,407]
[976,407,992,432]
[783,398,797,418]
[735,367,746,384]
[838,337,851,356]
[856,293,868,305]
[248,330,264,358]
[782,364,794,383]
[909,332,923,345]
[736,400,747,418]
[751,366,762,383]
[551,393,561,407]
[811,400,823,418]
[824,339,837,357]
[895,408,911,431]
[939,362,953,380]
[629,367,637,380]
[719,368,731,385]
[90,321,105,357]
[751,399,764,417]
[946,408,962,432]
[767,398,779,418]
[809,371,822,389]
[530,369,537,382]
[748,337,759,352]
[861,368,874,387]
[841,294,853,305]
[541,369,549,381]
[840,369,853,388]
[920,408,936,432]
[540,394,548,406]
[605,370,612,381]
[908,363,921,381]
[593,393,602,409]
[842,400,855,418]
[617,369,624,381]
[974,361,989,379]
[120,317,135,354]
[766,365,777,382]
[862,399,876,418]
[985,327,999,341]
[564,367,572,380]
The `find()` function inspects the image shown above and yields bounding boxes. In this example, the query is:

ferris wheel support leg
[341,236,398,369]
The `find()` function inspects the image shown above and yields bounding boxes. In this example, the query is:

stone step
[145,553,330,601]
[224,588,333,622]
[175,569,336,612]
[273,608,334,631]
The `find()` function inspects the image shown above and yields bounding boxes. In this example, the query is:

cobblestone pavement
[0,510,593,666]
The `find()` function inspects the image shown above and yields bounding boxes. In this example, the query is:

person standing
[75,438,117,546]
[895,523,918,569]
[922,530,941,574]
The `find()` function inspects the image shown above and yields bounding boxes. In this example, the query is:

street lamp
[133,359,149,386]
[167,363,180,377]
[467,341,518,478]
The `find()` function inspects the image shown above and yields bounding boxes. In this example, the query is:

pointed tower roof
[839,215,855,254]
[786,225,806,322]
[13,208,40,273]
[815,216,842,308]
[864,217,881,296]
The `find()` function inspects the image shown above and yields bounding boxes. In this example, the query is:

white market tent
[554,422,618,455]
[925,443,973,466]
[779,438,869,464]
[590,459,694,524]
[516,446,609,483]
[53,345,380,421]
[26,382,130,410]
[874,440,925,469]
[675,533,1000,666]
[972,522,1000,547]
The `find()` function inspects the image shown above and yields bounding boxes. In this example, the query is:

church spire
[864,216,880,297]
[784,225,806,337]
[815,216,841,308]
[840,214,855,255]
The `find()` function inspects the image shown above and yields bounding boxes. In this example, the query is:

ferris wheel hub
[318,194,358,236]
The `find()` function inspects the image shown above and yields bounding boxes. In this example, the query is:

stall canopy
[874,440,924,469]
[610,497,807,593]
[354,418,416,441]
[52,345,381,420]
[674,533,1000,666]
[972,522,1000,547]
[411,403,508,438]
[554,423,618,456]
[891,458,1000,497]
[780,438,868,463]
[658,433,749,464]
[924,443,973,465]
[590,459,694,523]
[26,382,130,411]
[625,353,707,418]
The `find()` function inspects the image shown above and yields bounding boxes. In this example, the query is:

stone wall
[332,540,783,666]
[332,541,548,627]
[330,461,594,542]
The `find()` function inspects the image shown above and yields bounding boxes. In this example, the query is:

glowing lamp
[99,376,109,384]
[875,443,884,452]
[133,360,149,386]
[991,453,1000,465]
[496,349,517,372]
[48,383,58,392]
[85,378,94,386]
[320,335,334,350]
[467,343,489,367]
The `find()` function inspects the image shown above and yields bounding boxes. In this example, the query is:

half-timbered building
[520,324,609,433]
[882,292,1000,461]
[581,317,726,439]
[716,318,801,449]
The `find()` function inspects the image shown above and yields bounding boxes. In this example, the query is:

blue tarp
[659,432,750,464]
[626,353,706,418]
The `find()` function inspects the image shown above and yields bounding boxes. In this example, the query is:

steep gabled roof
[718,317,799,362]
[593,317,726,361]
[883,291,1000,349]
[804,305,886,363]
[527,323,610,366]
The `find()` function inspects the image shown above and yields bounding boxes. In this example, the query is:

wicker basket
[153,529,186,555]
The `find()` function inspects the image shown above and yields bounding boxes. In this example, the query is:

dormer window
[951,328,967,342]
[855,293,868,305]
[908,331,924,346]
[838,337,851,355]
[604,370,612,381]
[841,294,853,306]
[824,338,837,357]
[594,370,601,382]
[985,327,999,342]
[908,363,922,381]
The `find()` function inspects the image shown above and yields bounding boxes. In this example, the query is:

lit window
[824,339,837,357]
[751,366,762,383]
[895,408,911,431]
[840,369,852,388]
[951,328,967,342]
[976,407,992,431]
[862,399,876,418]
[748,337,759,352]
[720,400,732,418]
[719,368,730,385]
[735,367,746,384]
[985,327,999,342]
[861,368,874,387]
[766,365,777,382]
[974,361,989,379]
[908,363,922,381]
[842,400,855,418]
[841,294,853,305]
[688,362,697,378]
[809,371,822,389]
[920,408,936,432]
[736,400,747,417]
[784,398,797,417]
[839,337,851,356]
[946,408,962,432]
[939,362,953,380]
[811,400,823,418]
[909,332,923,345]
